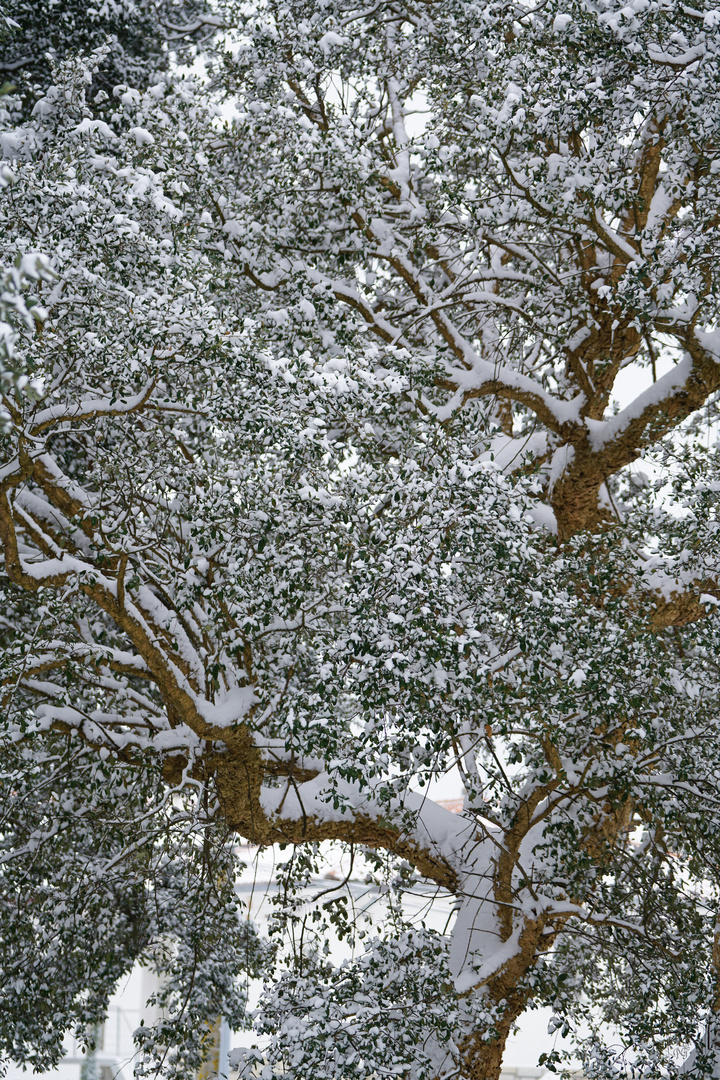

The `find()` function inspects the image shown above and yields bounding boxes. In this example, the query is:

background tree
[2,3,720,1080]
[0,0,221,115]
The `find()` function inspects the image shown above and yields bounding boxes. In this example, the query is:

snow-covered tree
[0,0,221,114]
[3,2,720,1079]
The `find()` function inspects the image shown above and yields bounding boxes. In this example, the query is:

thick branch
[214,740,465,893]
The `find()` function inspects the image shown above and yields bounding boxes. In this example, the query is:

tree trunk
[458,990,530,1080]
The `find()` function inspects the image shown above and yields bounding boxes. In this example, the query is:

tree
[3,3,720,1079]
[0,0,221,115]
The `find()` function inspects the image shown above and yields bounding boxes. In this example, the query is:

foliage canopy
[3,3,720,1079]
